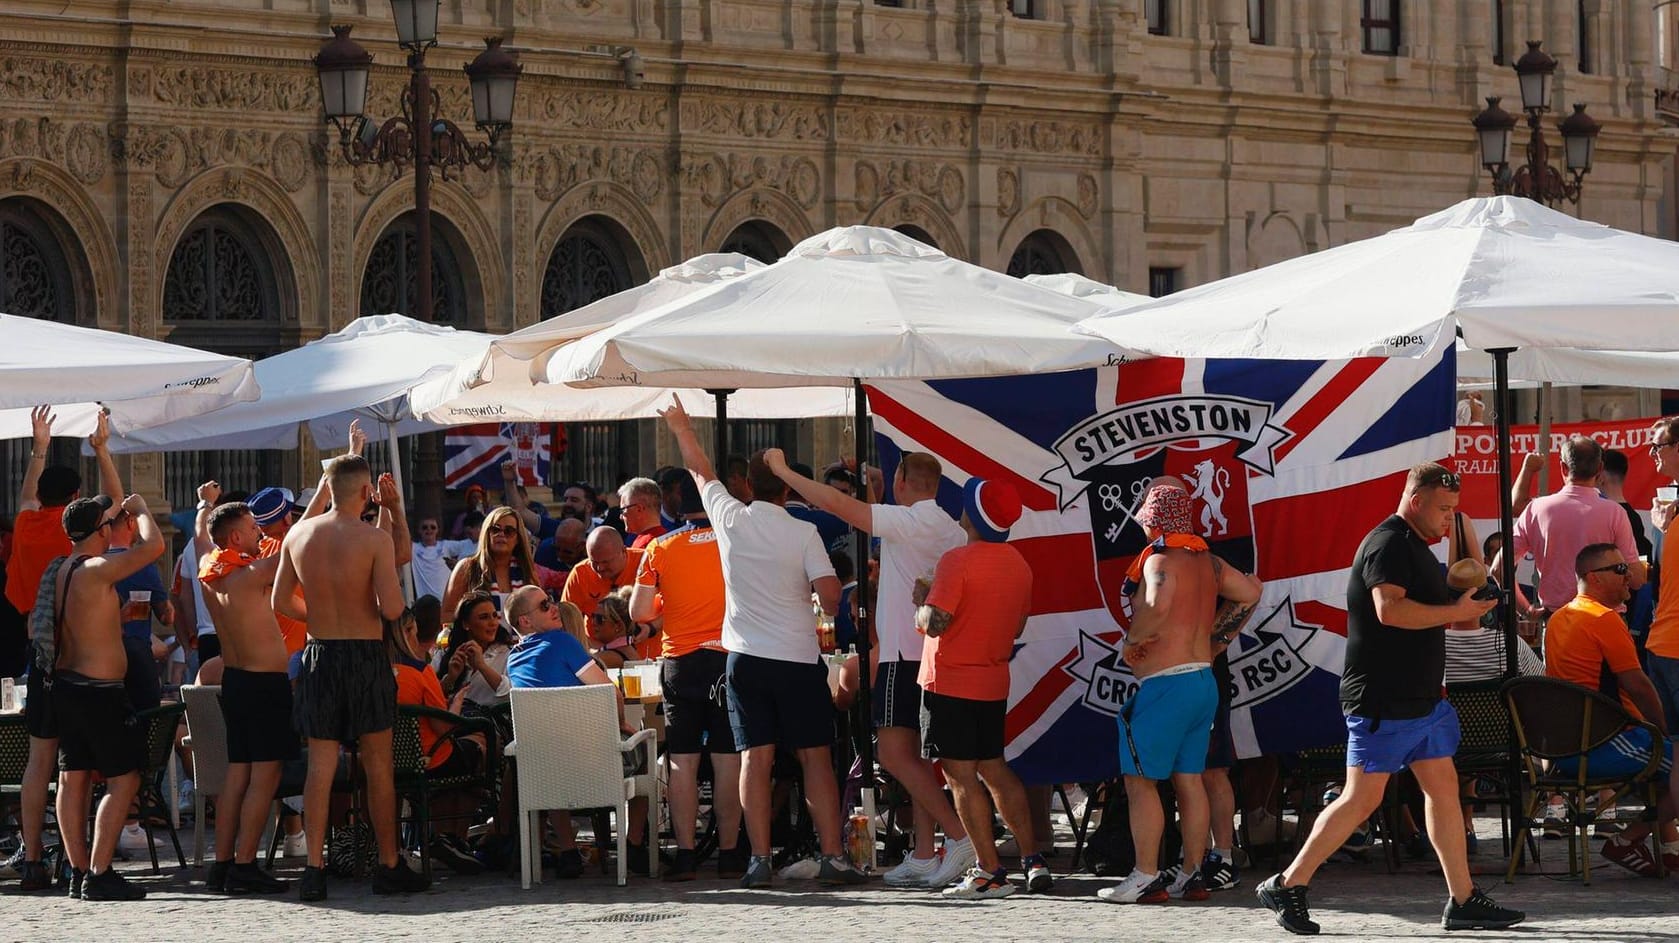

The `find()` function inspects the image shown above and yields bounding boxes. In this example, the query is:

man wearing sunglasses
[1259,463,1519,934]
[1542,542,1679,877]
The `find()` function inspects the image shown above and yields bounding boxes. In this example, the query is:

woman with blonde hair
[587,589,639,670]
[441,506,562,616]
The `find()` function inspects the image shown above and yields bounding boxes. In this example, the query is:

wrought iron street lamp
[1471,41,1600,206]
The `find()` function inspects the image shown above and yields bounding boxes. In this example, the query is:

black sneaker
[225,862,288,895]
[553,848,584,880]
[818,855,868,886]
[67,868,86,900]
[299,865,328,902]
[626,841,650,877]
[1200,851,1239,891]
[664,847,698,882]
[716,845,748,879]
[429,835,485,875]
[740,854,774,889]
[1442,887,1525,931]
[1256,873,1319,935]
[372,857,431,895]
[18,860,53,893]
[205,860,230,893]
[81,868,146,901]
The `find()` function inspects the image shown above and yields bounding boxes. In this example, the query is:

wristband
[196,500,213,511]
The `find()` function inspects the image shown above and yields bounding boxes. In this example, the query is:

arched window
[361,213,470,324]
[0,199,77,322]
[164,208,282,323]
[542,218,639,317]
[1006,230,1081,278]
[721,221,789,265]
[893,224,939,251]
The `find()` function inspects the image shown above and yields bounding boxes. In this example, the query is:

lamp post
[313,2,520,520]
[1471,40,1601,206]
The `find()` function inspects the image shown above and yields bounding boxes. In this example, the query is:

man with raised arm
[765,449,976,889]
[49,488,164,901]
[192,482,295,895]
[274,453,426,901]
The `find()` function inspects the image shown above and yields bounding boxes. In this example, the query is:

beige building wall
[0,0,1673,502]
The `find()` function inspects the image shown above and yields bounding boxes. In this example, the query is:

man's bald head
[585,524,628,581]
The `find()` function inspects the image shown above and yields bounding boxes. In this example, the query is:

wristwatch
[196,499,213,511]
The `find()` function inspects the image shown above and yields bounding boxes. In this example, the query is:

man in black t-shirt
[1258,464,1522,935]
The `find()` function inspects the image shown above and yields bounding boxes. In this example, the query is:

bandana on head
[1136,484,1194,536]
[199,547,258,583]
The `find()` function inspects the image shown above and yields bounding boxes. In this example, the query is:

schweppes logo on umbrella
[1041,394,1291,508]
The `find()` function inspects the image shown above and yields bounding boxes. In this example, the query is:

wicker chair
[133,702,189,872]
[393,703,498,879]
[179,685,228,867]
[1502,676,1666,884]
[506,685,658,888]
[1445,678,1520,858]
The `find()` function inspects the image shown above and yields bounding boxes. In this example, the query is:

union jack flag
[868,343,1454,783]
[443,422,561,491]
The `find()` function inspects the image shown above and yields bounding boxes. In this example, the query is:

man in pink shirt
[1494,436,1644,614]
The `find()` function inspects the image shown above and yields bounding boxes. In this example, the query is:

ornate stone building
[0,0,1672,510]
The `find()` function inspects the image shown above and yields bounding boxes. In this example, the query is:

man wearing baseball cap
[1097,477,1262,907]
[912,477,1045,898]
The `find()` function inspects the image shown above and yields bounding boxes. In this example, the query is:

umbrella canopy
[543,226,1117,389]
[106,314,492,452]
[0,314,259,439]
[1456,345,1679,389]
[409,253,850,423]
[1075,196,1679,360]
[1025,272,1154,308]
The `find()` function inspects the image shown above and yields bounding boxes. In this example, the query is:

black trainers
[67,868,86,900]
[205,860,230,893]
[715,845,748,879]
[372,856,431,895]
[818,854,868,885]
[1256,873,1319,935]
[740,854,774,889]
[81,868,146,901]
[429,835,484,875]
[298,865,328,902]
[225,862,288,895]
[18,860,52,893]
[1442,887,1525,931]
[664,847,698,882]
[553,848,584,880]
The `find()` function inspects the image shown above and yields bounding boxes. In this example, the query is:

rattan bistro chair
[179,685,229,867]
[506,685,657,888]
[1502,676,1665,884]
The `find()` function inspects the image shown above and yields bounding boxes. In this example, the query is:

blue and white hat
[247,486,297,527]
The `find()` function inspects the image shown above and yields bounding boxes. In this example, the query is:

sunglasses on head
[1420,470,1461,490]
[1590,562,1630,576]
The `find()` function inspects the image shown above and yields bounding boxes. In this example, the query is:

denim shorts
[1345,699,1460,774]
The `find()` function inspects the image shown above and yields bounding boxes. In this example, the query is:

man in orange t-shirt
[1646,416,1679,730]
[1543,542,1677,875]
[913,478,1039,899]
[628,471,741,881]
[560,526,650,656]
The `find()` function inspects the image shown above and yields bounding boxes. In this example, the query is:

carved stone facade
[1,0,1674,491]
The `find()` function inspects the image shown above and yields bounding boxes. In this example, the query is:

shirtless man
[1097,478,1262,906]
[274,454,426,900]
[50,491,165,901]
[193,483,295,895]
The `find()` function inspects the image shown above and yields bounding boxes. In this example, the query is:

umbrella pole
[707,389,734,467]
[852,377,877,868]
[1491,348,1523,851]
[385,421,414,603]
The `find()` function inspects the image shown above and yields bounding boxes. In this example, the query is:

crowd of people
[4,399,1679,933]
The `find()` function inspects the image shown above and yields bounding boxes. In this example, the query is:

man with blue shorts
[1258,464,1522,934]
[1097,479,1261,905]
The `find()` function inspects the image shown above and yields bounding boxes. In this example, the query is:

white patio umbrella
[106,315,495,514]
[539,225,1120,839]
[409,253,853,436]
[1075,195,1679,685]
[0,314,259,439]
[1025,272,1154,307]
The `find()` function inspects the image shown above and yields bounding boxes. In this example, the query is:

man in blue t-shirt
[110,509,173,710]
[503,585,648,876]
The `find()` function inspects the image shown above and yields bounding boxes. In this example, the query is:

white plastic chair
[506,685,659,888]
[179,685,227,867]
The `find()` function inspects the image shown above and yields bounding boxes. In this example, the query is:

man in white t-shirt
[765,448,976,889]
[658,396,862,890]
[409,517,476,602]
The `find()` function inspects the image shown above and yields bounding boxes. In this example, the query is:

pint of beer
[123,591,152,624]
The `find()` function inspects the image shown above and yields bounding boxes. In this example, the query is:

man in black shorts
[47,491,165,900]
[1258,464,1521,934]
[195,493,298,893]
[275,456,424,900]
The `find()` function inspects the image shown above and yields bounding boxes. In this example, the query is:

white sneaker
[282,830,307,858]
[118,823,158,854]
[177,778,195,815]
[924,836,976,889]
[777,857,821,880]
[1095,868,1170,904]
[882,852,939,887]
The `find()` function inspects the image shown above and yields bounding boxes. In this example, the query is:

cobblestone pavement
[6,836,1675,942]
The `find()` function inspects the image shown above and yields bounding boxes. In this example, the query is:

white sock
[1212,847,1231,862]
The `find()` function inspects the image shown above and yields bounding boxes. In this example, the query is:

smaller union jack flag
[443,422,560,491]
